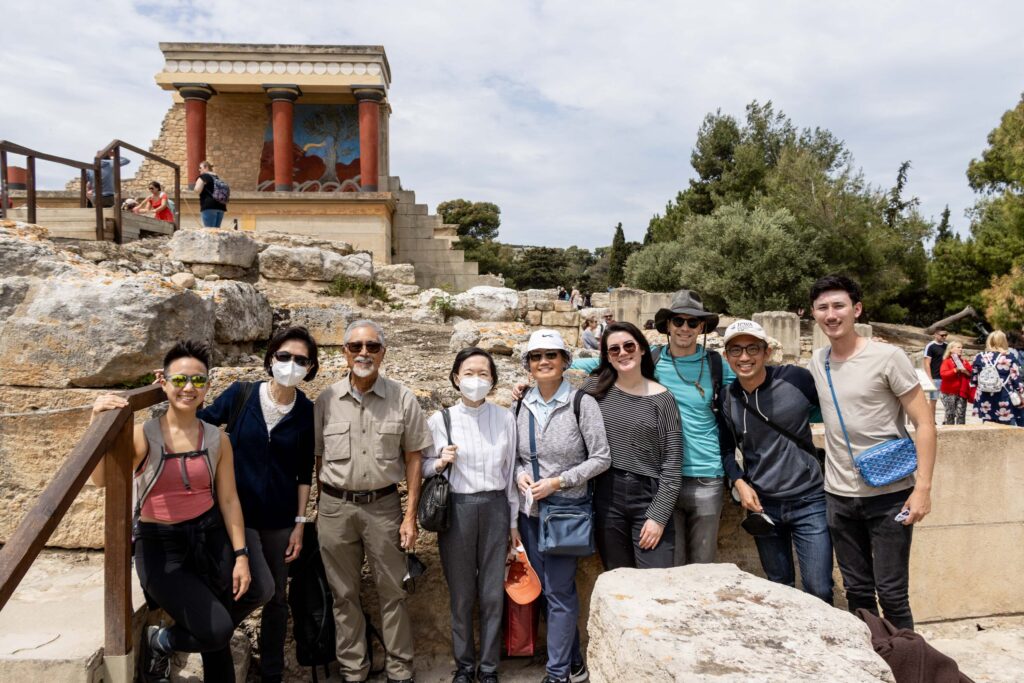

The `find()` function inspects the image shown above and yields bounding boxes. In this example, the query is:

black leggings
[135,507,271,680]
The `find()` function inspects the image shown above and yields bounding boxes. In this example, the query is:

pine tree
[608,223,626,287]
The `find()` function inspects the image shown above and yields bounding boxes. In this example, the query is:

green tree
[505,247,568,290]
[608,223,627,287]
[462,239,516,279]
[935,205,954,244]
[437,199,501,243]
[967,93,1024,194]
[623,241,688,292]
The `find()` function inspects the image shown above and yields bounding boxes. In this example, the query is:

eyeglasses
[607,341,638,356]
[725,344,767,358]
[671,316,703,329]
[527,350,561,363]
[344,341,383,354]
[274,350,312,367]
[167,374,209,389]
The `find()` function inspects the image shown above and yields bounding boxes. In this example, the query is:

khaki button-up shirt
[314,374,433,491]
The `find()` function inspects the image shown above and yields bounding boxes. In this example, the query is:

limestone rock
[168,228,259,268]
[523,288,558,305]
[451,286,524,321]
[375,263,416,285]
[449,326,481,351]
[754,311,800,361]
[590,292,611,307]
[258,245,373,283]
[170,272,196,289]
[197,281,272,344]
[385,283,421,298]
[587,563,894,683]
[253,230,353,255]
[542,310,579,327]
[411,307,444,325]
[278,302,357,346]
[417,288,449,308]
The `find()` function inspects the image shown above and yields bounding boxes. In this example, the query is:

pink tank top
[139,423,215,523]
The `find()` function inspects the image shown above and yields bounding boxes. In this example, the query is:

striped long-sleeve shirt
[585,381,683,525]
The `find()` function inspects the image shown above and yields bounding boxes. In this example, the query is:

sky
[2,1,1022,249]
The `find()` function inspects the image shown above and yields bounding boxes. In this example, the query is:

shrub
[322,275,390,305]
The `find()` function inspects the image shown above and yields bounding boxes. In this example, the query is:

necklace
[667,345,706,398]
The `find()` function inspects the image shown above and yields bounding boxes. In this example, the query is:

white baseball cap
[526,328,569,353]
[723,319,769,345]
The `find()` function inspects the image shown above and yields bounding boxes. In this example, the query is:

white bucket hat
[522,329,572,369]
[723,319,769,345]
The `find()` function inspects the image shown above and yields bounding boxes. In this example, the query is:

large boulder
[375,263,416,285]
[587,563,894,682]
[276,301,357,346]
[197,281,272,344]
[167,228,259,268]
[451,286,525,321]
[258,245,373,283]
[253,230,353,255]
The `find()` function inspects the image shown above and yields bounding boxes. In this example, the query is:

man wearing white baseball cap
[720,320,834,603]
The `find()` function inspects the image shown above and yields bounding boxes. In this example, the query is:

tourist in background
[90,340,270,682]
[970,330,1024,426]
[809,275,936,630]
[922,328,948,423]
[194,160,227,228]
[314,320,432,683]
[198,326,319,683]
[569,288,582,310]
[938,341,972,425]
[581,317,600,350]
[422,347,517,683]
[597,311,614,337]
[720,320,833,604]
[86,150,130,208]
[584,322,682,569]
[136,181,175,224]
[516,329,610,683]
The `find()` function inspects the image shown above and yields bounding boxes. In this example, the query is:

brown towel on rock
[855,608,975,683]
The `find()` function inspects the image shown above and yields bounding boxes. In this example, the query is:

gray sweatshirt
[514,387,611,517]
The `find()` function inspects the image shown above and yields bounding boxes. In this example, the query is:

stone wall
[524,298,581,346]
[610,288,673,329]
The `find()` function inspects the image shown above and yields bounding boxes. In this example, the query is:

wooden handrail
[0,383,166,660]
[97,139,182,236]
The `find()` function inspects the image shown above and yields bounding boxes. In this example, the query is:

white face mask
[272,360,307,387]
[458,376,492,402]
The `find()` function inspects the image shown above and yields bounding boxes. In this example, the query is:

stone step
[394,202,429,216]
[396,237,456,253]
[395,249,465,265]
[393,225,435,240]
[433,224,458,238]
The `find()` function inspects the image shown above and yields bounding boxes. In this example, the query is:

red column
[265,86,301,191]
[176,84,215,188]
[354,88,385,192]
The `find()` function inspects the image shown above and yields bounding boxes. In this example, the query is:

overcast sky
[3,1,1022,248]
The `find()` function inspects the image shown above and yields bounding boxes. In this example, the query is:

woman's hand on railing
[232,557,251,600]
[91,394,128,420]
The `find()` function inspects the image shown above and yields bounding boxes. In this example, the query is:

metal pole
[26,157,36,225]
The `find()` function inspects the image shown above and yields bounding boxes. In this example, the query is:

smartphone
[894,508,911,523]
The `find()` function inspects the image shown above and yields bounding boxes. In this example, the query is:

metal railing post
[103,416,134,662]
[112,146,123,243]
[26,156,36,225]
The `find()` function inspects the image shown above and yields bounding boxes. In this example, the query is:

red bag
[503,594,539,656]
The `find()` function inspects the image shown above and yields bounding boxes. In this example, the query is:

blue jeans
[519,513,583,680]
[754,492,834,604]
[200,209,224,227]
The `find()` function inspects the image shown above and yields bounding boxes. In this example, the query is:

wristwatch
[295,516,309,523]
[233,546,249,558]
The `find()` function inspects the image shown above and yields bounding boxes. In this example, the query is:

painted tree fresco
[258,104,361,191]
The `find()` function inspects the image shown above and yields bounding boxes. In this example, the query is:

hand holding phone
[894,508,911,523]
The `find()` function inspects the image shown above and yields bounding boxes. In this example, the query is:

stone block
[169,272,196,289]
[523,288,558,306]
[753,310,801,360]
[541,310,579,327]
[278,302,356,346]
[525,310,542,325]
[375,263,416,285]
[259,246,373,283]
[196,281,272,344]
[534,301,554,312]
[451,286,524,321]
[554,300,573,312]
[168,228,259,268]
[587,564,894,683]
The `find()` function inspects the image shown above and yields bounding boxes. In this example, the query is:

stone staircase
[387,177,500,291]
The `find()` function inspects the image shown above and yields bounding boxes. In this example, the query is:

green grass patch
[322,275,390,304]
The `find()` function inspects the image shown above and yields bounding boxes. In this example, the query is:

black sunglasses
[527,350,561,363]
[607,341,639,356]
[345,341,383,354]
[274,350,312,367]
[671,316,703,329]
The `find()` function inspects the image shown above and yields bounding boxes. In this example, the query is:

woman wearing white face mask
[422,347,518,683]
[198,326,319,683]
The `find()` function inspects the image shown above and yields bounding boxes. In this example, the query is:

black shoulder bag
[418,408,453,532]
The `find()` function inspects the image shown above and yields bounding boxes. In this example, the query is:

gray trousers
[438,490,510,675]
[672,476,725,565]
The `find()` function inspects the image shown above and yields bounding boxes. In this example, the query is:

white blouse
[422,401,519,528]
[259,381,295,432]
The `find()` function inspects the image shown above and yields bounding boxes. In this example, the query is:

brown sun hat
[654,289,720,334]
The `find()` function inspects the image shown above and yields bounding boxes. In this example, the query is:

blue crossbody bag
[528,405,595,557]
[824,349,918,487]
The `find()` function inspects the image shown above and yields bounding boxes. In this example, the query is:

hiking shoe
[142,625,171,682]
[387,678,415,683]
[451,669,475,683]
[569,662,589,683]
[540,676,569,683]
[478,673,499,683]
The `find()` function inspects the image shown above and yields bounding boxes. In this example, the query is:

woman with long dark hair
[585,321,683,569]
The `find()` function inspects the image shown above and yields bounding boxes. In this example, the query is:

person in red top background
[136,181,175,223]
[938,341,972,425]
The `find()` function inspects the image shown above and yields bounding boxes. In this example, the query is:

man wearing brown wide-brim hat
[650,289,734,567]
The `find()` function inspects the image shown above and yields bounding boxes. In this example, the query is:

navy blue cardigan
[198,381,314,530]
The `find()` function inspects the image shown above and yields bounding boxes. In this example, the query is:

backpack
[211,176,230,204]
[976,358,1004,393]
[288,525,336,682]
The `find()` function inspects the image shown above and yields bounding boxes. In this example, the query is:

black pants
[135,508,272,680]
[826,489,914,629]
[247,527,294,680]
[593,469,675,570]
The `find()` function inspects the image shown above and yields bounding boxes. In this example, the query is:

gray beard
[351,362,375,378]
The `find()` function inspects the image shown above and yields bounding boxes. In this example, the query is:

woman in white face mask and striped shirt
[422,347,518,683]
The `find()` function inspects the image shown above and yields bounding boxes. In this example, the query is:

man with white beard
[314,320,433,683]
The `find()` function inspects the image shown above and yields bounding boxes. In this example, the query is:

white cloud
[2,1,1022,246]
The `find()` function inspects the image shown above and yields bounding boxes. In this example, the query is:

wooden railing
[0,384,166,671]
[0,139,181,242]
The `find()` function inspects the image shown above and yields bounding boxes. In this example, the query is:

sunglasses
[527,350,562,363]
[274,350,312,367]
[725,343,767,358]
[344,341,383,354]
[671,316,703,329]
[166,374,209,389]
[607,341,639,356]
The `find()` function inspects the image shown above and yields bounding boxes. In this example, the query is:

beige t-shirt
[810,340,920,497]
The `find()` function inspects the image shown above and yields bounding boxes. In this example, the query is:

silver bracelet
[295,516,309,524]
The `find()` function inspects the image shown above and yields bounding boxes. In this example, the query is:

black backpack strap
[738,399,824,469]
[572,389,584,423]
[226,381,256,434]
[651,344,663,366]
[709,350,723,407]
[441,407,453,446]
[514,396,523,418]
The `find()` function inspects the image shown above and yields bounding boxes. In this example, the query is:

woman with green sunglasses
[90,340,271,682]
